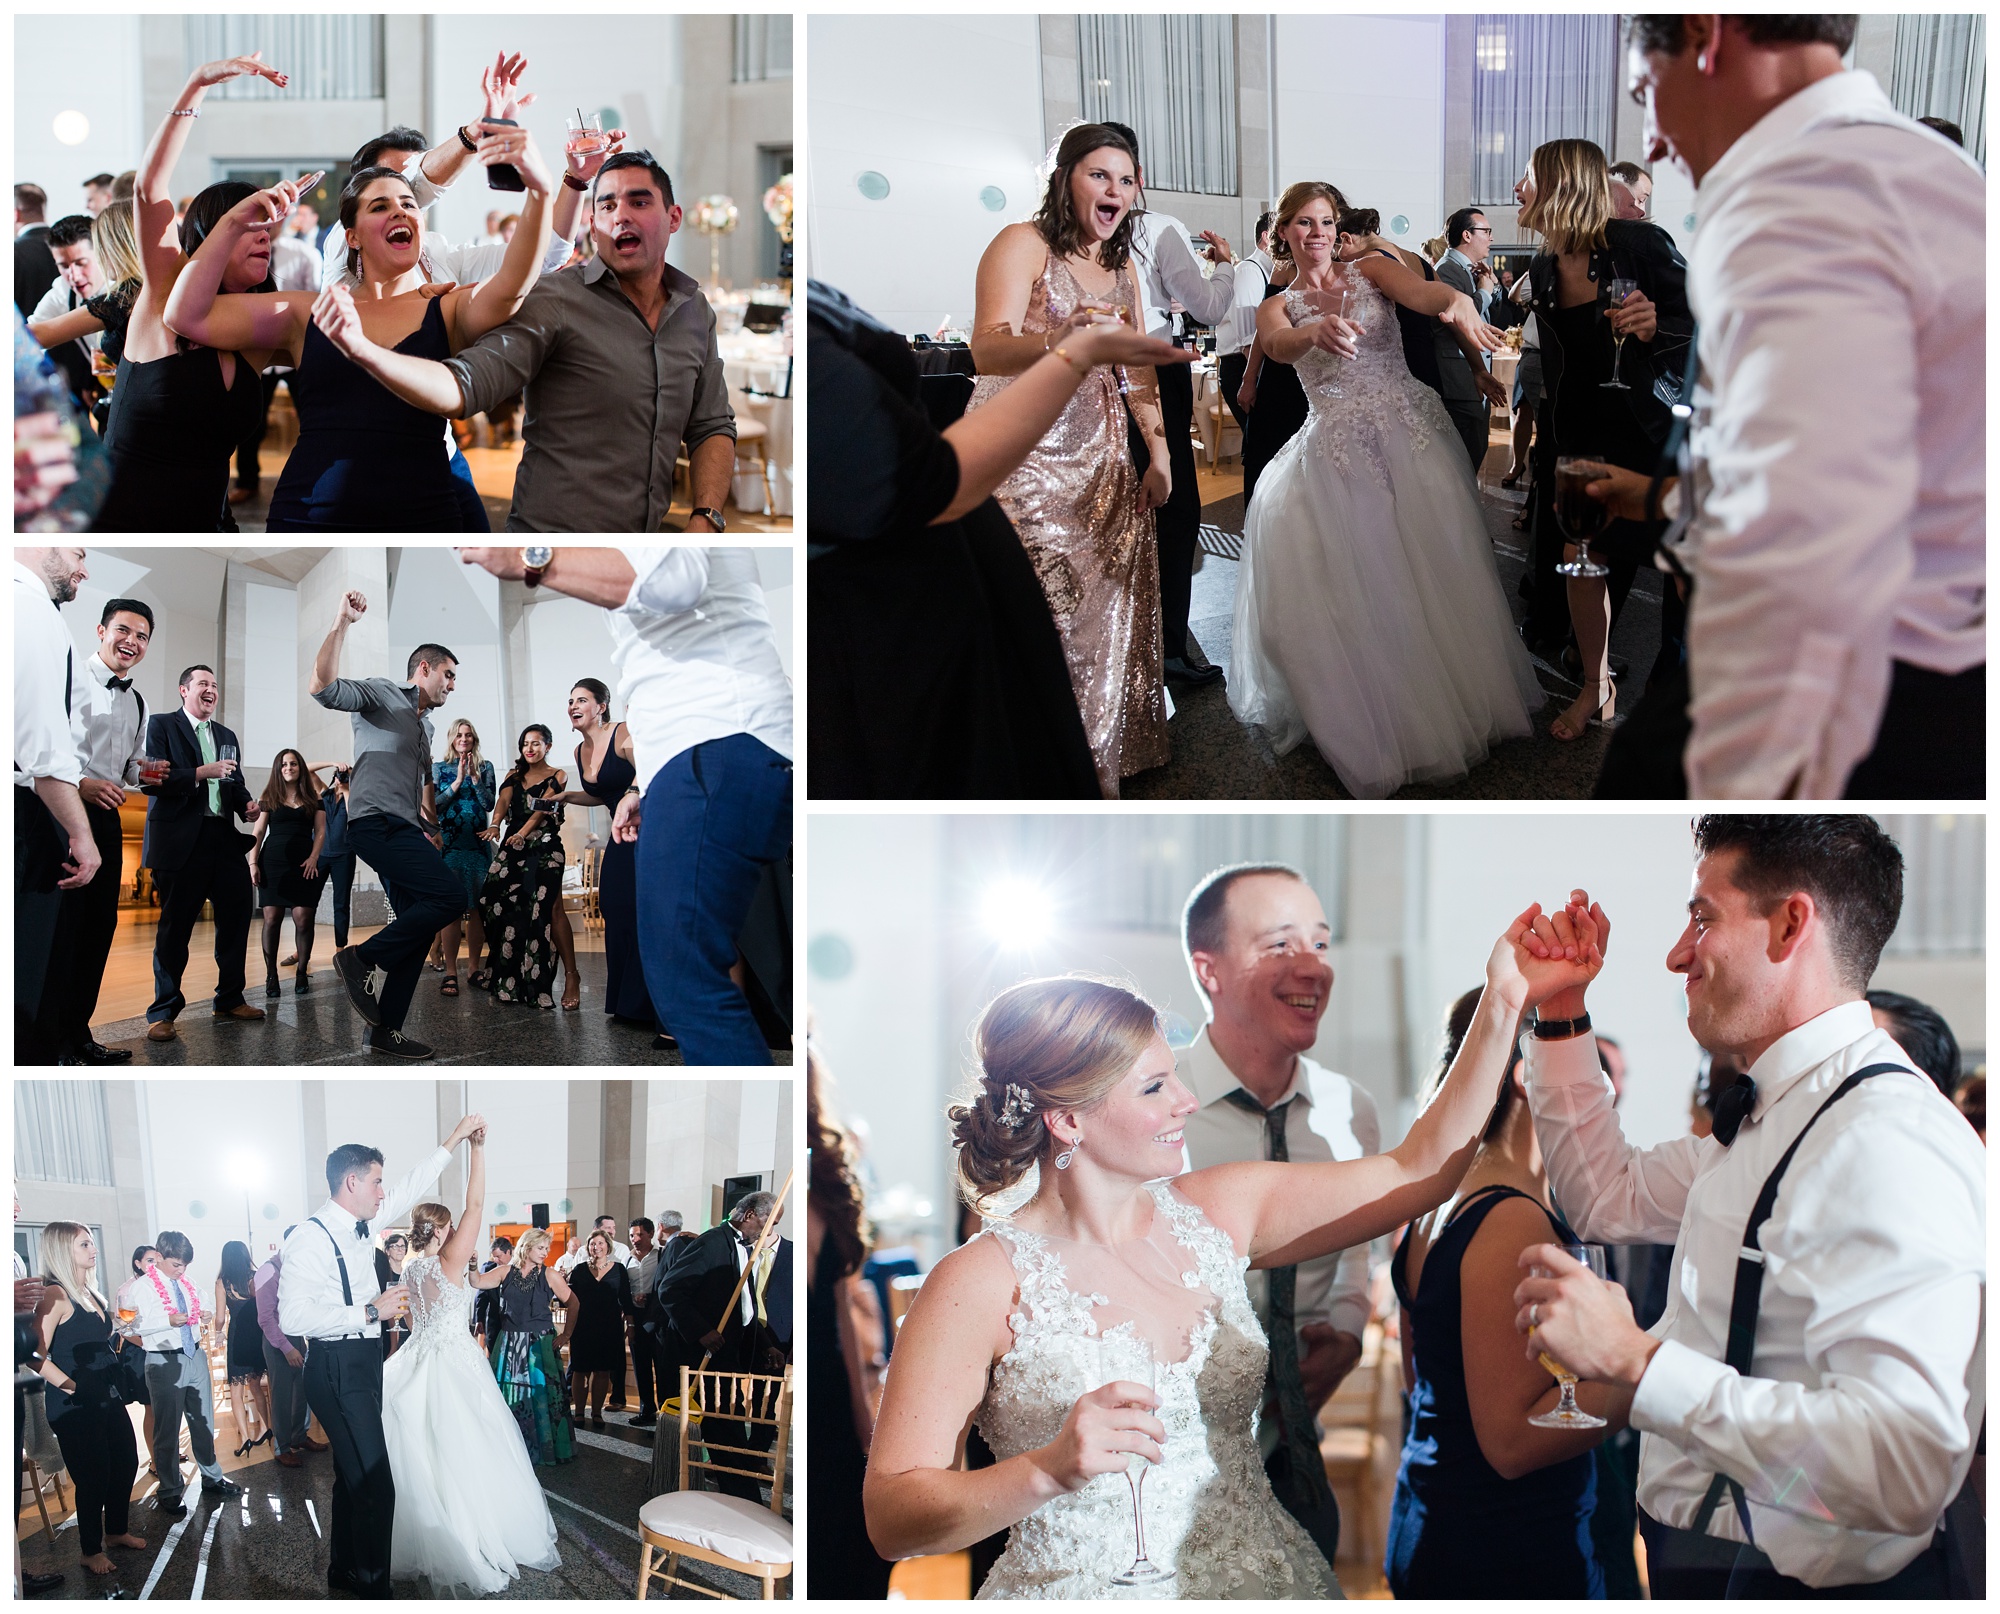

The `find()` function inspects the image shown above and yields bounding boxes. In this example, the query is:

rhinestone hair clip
[995,1082,1037,1130]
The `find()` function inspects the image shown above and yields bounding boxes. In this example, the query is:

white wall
[241,581,297,767]
[1275,14,1447,246]
[387,546,506,782]
[134,1081,308,1290]
[642,1078,793,1238]
[807,14,1047,333]
[15,15,145,226]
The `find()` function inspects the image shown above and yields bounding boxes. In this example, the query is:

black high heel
[294,967,311,996]
[265,972,281,999]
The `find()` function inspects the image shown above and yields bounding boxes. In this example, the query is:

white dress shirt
[119,1268,206,1355]
[28,279,101,354]
[1526,1002,1984,1587]
[14,560,82,787]
[1129,211,1238,339]
[278,1147,450,1340]
[1671,70,1985,798]
[1175,1028,1380,1346]
[608,546,795,788]
[75,650,147,788]
[1215,247,1272,358]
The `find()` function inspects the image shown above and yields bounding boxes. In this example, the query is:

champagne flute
[1553,456,1612,579]
[1528,1244,1609,1429]
[1093,1335,1171,1585]
[1601,276,1639,390]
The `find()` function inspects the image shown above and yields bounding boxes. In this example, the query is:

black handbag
[107,1333,150,1407]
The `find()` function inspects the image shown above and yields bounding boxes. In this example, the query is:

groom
[280,1116,484,1598]
[1175,862,1382,1568]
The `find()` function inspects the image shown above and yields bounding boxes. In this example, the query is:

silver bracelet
[171,108,199,118]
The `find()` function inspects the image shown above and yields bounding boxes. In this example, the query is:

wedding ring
[1530,1302,1540,1328]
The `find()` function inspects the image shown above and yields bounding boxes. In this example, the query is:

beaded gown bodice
[400,1254,482,1367]
[972,1181,1337,1599]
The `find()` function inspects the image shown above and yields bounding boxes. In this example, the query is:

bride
[383,1124,560,1593]
[864,898,1605,1597]
[1229,182,1544,798]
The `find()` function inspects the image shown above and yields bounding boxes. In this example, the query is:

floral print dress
[477,772,566,1007]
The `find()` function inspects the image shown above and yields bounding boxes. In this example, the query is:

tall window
[1078,15,1237,196]
[1882,814,1985,956]
[1890,14,1985,164]
[1471,14,1619,206]
[14,1082,113,1187]
[735,14,793,82]
[185,16,384,100]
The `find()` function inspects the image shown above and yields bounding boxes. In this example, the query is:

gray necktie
[1221,1089,1339,1543]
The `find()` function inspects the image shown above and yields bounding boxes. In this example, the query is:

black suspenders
[311,1217,354,1305]
[1690,1063,1914,1542]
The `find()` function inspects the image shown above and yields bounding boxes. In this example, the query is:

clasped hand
[1036,1379,1165,1492]
[1488,889,1610,1011]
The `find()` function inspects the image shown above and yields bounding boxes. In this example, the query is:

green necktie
[197,720,219,815]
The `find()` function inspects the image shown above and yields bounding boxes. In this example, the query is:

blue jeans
[635,734,792,1065]
[345,814,463,1032]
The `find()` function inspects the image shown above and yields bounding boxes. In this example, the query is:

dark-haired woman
[966,122,1175,798]
[560,1232,629,1429]
[374,1234,411,1360]
[214,1241,274,1456]
[474,724,578,1010]
[249,748,327,997]
[558,680,652,1023]
[162,124,555,531]
[93,51,293,531]
[1384,987,1630,1597]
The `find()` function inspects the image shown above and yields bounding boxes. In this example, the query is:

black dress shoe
[202,1477,245,1496]
[155,1496,188,1520]
[363,1028,434,1060]
[651,1033,680,1052]
[1163,655,1225,688]
[327,1567,357,1593]
[60,1039,133,1065]
[23,1570,65,1593]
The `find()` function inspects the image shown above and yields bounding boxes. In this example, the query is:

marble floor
[1126,441,1665,800]
[17,1400,788,1599]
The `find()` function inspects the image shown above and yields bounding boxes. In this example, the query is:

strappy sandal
[441,974,460,997]
[1550,678,1616,742]
[561,983,580,1012]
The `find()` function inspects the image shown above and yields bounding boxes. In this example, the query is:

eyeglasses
[1468,226,1494,236]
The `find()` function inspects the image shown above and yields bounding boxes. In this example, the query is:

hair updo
[946,975,1163,1210]
[408,1202,452,1252]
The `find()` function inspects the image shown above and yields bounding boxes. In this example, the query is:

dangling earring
[1054,1137,1082,1171]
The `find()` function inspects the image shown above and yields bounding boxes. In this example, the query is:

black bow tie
[1711,1074,1758,1146]
[107,676,132,691]
[354,1219,370,1239]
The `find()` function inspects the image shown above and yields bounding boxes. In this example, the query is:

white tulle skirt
[382,1328,561,1593]
[1230,400,1543,798]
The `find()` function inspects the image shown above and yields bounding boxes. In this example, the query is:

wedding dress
[382,1253,560,1593]
[1230,261,1542,797]
[973,1181,1340,1599]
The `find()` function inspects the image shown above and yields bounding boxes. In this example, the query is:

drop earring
[1054,1137,1082,1170]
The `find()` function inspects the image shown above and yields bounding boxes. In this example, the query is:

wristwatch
[521,546,554,587]
[689,507,727,533]
[364,1301,380,1325]
[1531,1011,1593,1040]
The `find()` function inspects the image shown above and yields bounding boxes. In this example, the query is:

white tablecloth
[718,330,793,516]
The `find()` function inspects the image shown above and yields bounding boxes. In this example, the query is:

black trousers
[629,1319,660,1415]
[304,1338,393,1596]
[148,816,253,1023]
[1443,398,1490,475]
[47,1398,138,1556]
[1641,1510,1948,1599]
[15,784,68,1063]
[1153,357,1201,660]
[322,851,355,948]
[37,799,124,1055]
[1219,352,1249,433]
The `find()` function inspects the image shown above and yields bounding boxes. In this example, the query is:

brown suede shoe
[212,1004,267,1021]
[146,1020,178,1042]
[274,1451,304,1468]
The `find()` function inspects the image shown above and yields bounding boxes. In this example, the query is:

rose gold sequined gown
[966,255,1170,797]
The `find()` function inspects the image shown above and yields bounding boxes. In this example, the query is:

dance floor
[16,1391,791,1599]
[88,913,791,1067]
[1126,436,1661,800]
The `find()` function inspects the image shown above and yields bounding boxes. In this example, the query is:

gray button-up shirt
[440,258,736,533]
[310,677,435,827]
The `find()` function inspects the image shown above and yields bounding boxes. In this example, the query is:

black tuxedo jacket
[141,710,255,872]
[14,227,57,317]
[760,1237,793,1347]
[655,1224,753,1371]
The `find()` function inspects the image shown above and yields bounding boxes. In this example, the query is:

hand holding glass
[1554,458,1613,579]
[1093,1337,1170,1585]
[1602,278,1639,390]
[1528,1245,1609,1429]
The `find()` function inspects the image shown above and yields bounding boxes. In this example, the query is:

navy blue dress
[1385,1185,1604,1598]
[266,294,475,531]
[576,723,655,1024]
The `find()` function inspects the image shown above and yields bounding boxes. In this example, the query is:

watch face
[523,546,554,568]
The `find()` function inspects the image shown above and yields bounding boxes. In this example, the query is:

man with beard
[311,151,736,534]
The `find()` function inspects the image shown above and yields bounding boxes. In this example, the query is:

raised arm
[1185,900,1607,1268]
[439,1128,487,1274]
[310,589,367,696]
[162,173,322,358]
[1352,253,1505,353]
[448,124,556,346]
[137,53,290,291]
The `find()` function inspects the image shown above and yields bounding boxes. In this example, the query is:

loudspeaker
[530,1202,549,1229]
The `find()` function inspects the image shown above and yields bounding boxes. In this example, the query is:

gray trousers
[1444,398,1491,476]
[145,1349,225,1496]
[263,1335,312,1453]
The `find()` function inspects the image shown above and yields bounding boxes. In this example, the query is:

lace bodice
[972,1182,1335,1599]
[1283,264,1453,487]
[400,1254,482,1365]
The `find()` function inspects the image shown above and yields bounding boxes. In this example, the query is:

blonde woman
[1229,180,1538,798]
[34,1224,146,1577]
[432,718,496,995]
[865,898,1606,1596]
[381,1125,560,1591]
[488,1228,575,1465]
[1514,139,1692,741]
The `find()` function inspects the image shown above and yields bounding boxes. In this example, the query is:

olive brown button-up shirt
[442,257,736,533]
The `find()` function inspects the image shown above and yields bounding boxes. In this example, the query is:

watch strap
[1531,1011,1593,1041]
[522,547,549,589]
[690,506,726,532]
[562,172,588,192]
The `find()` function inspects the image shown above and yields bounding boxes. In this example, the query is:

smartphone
[482,117,526,193]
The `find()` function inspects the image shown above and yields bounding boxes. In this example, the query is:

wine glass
[1336,286,1367,335]
[1553,456,1612,579]
[1093,1334,1171,1586]
[1601,276,1639,390]
[1528,1244,1609,1429]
